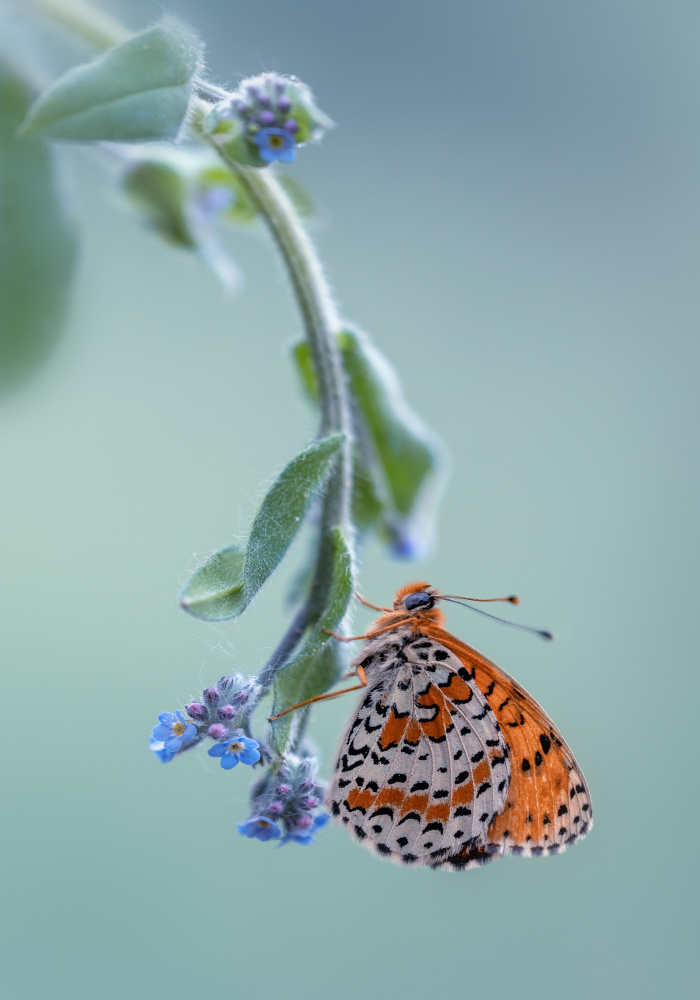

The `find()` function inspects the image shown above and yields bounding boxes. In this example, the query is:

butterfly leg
[355,592,392,612]
[322,618,412,643]
[267,666,368,721]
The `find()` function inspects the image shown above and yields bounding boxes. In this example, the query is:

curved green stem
[18,0,356,698]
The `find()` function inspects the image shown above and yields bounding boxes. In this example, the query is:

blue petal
[183,724,197,741]
[238,737,259,751]
[163,735,183,751]
[157,712,176,725]
[237,747,261,765]
[277,147,296,163]
[220,754,239,769]
[207,744,227,757]
[152,724,171,741]
[313,813,330,830]
[175,710,187,725]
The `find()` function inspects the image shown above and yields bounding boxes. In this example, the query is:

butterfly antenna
[440,593,520,604]
[439,597,553,640]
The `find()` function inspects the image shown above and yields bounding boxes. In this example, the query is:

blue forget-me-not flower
[152,710,197,752]
[208,735,261,770]
[237,816,282,841]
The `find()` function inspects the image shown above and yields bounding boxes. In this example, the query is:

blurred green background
[2,1,698,997]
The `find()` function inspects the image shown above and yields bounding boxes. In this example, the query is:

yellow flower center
[269,134,284,149]
[172,722,186,736]
[228,741,244,753]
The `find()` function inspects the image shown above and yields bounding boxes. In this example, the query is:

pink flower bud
[207,723,227,740]
[203,686,220,706]
[295,814,313,829]
[218,705,235,720]
[268,801,284,815]
[185,702,206,719]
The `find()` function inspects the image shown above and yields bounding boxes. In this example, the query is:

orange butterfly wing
[422,624,592,858]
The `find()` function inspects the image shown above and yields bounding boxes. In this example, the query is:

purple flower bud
[185,701,207,720]
[277,784,292,797]
[230,690,249,707]
[218,705,235,720]
[259,109,276,126]
[207,723,227,740]
[218,676,236,692]
[283,119,299,133]
[268,801,284,815]
[300,797,318,810]
[277,96,292,112]
[299,780,314,793]
[295,814,314,830]
[203,686,220,706]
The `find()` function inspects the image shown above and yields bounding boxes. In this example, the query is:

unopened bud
[218,705,235,720]
[268,801,284,815]
[207,723,227,740]
[203,686,220,706]
[185,702,207,720]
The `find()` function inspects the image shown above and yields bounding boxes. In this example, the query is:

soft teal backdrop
[2,1,698,998]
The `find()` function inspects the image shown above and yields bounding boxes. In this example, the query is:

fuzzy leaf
[271,528,354,750]
[181,435,344,621]
[179,546,245,620]
[22,20,202,142]
[0,62,77,394]
[244,434,344,604]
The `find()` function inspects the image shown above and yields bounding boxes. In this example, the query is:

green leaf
[0,61,77,394]
[271,528,354,751]
[339,328,442,520]
[22,20,203,142]
[244,434,344,604]
[291,333,443,546]
[179,546,245,621]
[181,434,344,621]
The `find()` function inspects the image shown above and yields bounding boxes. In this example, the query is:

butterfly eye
[403,591,434,611]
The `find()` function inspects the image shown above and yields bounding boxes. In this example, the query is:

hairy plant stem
[25,0,356,705]
[208,155,354,693]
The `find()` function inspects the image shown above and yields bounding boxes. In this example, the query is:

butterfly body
[328,583,592,869]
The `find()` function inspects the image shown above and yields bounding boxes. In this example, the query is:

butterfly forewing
[329,629,511,866]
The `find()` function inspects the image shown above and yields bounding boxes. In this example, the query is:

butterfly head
[390,582,444,623]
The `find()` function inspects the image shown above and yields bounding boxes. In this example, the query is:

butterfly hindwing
[329,629,511,866]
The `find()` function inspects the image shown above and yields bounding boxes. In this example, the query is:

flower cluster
[238,753,329,845]
[204,72,332,168]
[149,673,262,765]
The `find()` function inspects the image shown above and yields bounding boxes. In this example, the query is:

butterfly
[273,582,592,869]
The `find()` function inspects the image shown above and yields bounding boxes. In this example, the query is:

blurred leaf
[339,328,441,519]
[290,338,318,403]
[291,332,444,550]
[244,434,344,603]
[181,434,344,621]
[179,546,245,620]
[0,61,77,394]
[123,155,194,246]
[22,20,202,142]
[271,528,354,750]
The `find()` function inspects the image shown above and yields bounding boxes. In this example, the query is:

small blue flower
[282,813,330,845]
[237,816,282,842]
[208,736,261,770]
[151,711,197,752]
[252,127,296,164]
[149,736,176,763]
